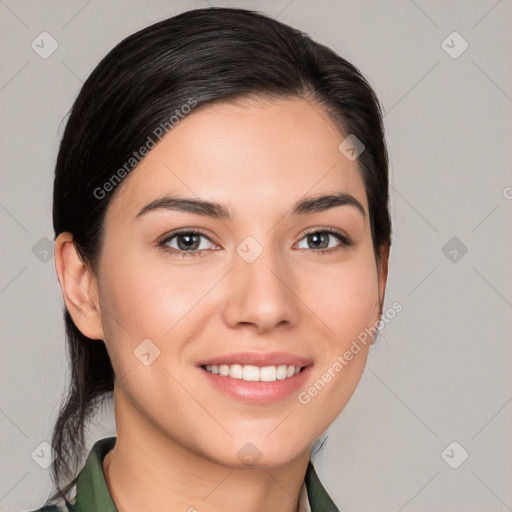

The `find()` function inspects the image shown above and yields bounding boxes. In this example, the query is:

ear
[374,240,390,321]
[54,232,105,340]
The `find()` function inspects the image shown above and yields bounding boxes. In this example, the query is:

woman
[32,6,391,512]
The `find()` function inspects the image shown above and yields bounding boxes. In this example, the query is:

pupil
[178,233,199,251]
[309,233,328,249]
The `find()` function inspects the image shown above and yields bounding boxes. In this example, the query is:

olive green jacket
[30,436,339,512]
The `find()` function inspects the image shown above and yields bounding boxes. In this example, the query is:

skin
[55,95,389,512]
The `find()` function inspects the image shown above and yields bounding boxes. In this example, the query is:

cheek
[96,249,219,387]
[293,251,378,437]
[99,252,202,339]
[97,257,193,401]
[299,250,379,346]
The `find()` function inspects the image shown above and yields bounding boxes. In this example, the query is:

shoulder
[305,460,340,512]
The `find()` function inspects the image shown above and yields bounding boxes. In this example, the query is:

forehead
[105,96,367,224]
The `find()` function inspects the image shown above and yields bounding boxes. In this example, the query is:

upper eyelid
[159,227,219,245]
[300,226,350,239]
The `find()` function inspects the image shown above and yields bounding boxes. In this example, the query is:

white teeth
[276,365,288,380]
[203,363,301,381]
[242,365,260,381]
[230,364,243,379]
[260,366,277,382]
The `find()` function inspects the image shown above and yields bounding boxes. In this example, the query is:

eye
[295,228,352,255]
[158,227,352,258]
[158,229,218,257]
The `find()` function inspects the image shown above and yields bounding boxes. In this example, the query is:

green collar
[66,436,339,512]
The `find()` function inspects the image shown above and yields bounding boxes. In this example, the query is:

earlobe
[54,232,105,340]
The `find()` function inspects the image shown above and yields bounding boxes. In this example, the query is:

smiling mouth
[201,363,304,382]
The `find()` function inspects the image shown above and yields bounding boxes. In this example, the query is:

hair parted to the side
[46,6,391,507]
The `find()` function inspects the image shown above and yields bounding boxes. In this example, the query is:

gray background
[1,1,511,511]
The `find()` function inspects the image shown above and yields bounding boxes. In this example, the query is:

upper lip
[197,351,313,368]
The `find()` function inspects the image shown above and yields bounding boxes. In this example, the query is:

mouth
[197,354,313,404]
[201,363,306,382]
[196,351,313,403]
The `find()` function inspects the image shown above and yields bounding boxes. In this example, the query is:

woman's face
[93,96,387,467]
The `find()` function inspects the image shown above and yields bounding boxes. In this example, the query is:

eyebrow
[135,191,366,220]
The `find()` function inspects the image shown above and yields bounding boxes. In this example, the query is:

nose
[221,240,300,334]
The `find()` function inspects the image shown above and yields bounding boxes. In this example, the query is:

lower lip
[198,365,313,404]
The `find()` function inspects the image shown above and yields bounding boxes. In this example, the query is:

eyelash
[157,227,352,258]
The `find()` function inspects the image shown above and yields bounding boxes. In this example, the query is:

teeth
[203,363,302,381]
